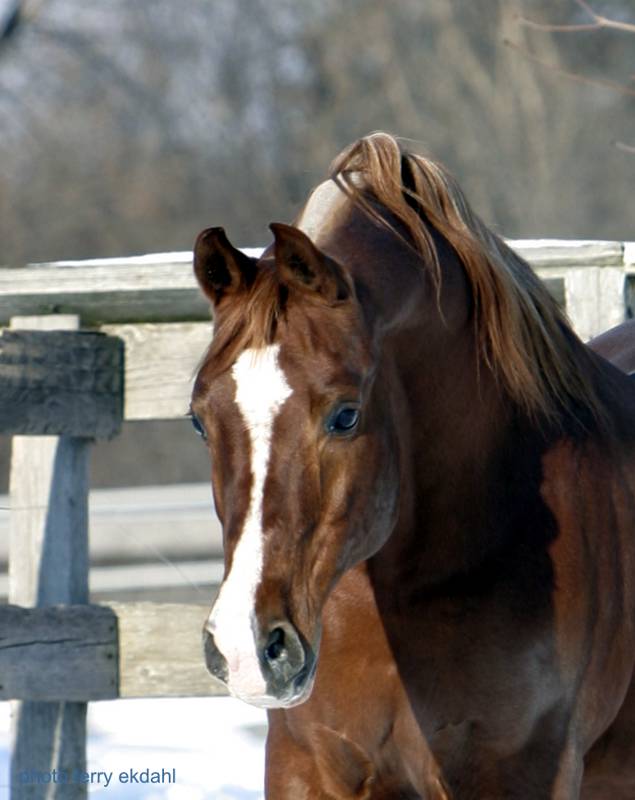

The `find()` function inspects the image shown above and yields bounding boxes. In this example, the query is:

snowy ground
[0,697,267,799]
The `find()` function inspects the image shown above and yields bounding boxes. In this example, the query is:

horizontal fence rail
[0,249,263,326]
[0,603,227,701]
[1,241,632,325]
[2,240,634,421]
[1,238,634,799]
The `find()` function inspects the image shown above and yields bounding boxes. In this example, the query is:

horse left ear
[270,223,351,303]
[193,226,258,306]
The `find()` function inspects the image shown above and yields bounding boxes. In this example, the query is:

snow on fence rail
[0,239,634,799]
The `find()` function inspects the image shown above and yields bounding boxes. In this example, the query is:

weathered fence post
[6,315,122,800]
[564,267,627,341]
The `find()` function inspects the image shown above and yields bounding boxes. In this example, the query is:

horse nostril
[203,628,229,684]
[261,622,315,697]
[265,626,286,662]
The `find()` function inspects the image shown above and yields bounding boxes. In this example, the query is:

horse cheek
[349,437,400,563]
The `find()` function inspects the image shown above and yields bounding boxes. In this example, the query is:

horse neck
[319,210,555,593]
[393,313,514,497]
[370,291,550,600]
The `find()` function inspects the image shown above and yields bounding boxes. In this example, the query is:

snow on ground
[0,697,267,799]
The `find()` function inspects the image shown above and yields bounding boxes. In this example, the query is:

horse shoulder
[540,432,635,748]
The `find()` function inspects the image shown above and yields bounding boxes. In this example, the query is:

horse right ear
[193,227,258,305]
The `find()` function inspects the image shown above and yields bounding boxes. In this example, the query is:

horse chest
[300,567,572,786]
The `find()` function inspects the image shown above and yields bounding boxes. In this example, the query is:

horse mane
[329,132,607,430]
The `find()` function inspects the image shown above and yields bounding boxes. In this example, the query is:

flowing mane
[329,132,605,428]
[203,132,606,429]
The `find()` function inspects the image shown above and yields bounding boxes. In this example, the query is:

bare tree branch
[0,0,48,47]
[517,0,635,35]
[512,2,635,158]
[575,0,635,33]
[504,37,635,98]
[615,141,635,155]
[0,2,21,43]
[516,18,602,33]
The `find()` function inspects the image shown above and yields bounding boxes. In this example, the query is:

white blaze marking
[206,344,292,701]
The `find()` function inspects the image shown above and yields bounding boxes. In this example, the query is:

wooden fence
[1,239,634,799]
[0,483,225,602]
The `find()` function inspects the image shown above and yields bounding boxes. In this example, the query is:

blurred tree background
[0,0,633,487]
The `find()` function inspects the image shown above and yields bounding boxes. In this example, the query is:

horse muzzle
[203,619,318,709]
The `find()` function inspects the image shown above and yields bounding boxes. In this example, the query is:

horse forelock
[329,132,608,431]
[199,266,283,379]
[199,259,361,385]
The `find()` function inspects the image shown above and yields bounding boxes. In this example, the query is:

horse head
[191,220,402,707]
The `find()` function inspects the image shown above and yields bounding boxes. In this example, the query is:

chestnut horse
[191,133,635,799]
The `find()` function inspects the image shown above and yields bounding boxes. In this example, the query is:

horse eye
[190,413,207,440]
[327,405,360,435]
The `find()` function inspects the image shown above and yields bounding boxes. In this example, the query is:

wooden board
[0,605,118,701]
[112,601,226,698]
[563,267,627,341]
[509,239,624,269]
[0,329,123,437]
[0,249,262,326]
[0,258,207,326]
[0,603,227,701]
[9,436,90,607]
[101,321,212,420]
[8,314,92,800]
[0,242,624,327]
